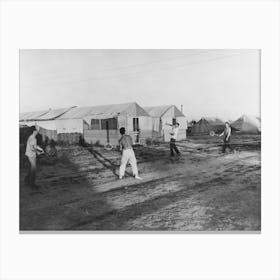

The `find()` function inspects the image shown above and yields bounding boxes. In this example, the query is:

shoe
[135,175,143,180]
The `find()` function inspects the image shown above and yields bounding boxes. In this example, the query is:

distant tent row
[189,115,261,135]
[19,103,188,145]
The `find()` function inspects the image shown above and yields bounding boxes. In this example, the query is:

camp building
[20,102,152,145]
[143,105,188,142]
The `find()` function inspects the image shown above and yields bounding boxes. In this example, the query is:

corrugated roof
[19,109,50,121]
[57,102,149,120]
[37,106,76,120]
[143,105,185,118]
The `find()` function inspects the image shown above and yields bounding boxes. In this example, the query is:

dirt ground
[20,134,261,231]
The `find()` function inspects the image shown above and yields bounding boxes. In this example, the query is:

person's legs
[128,151,138,176]
[128,150,142,180]
[170,140,175,156]
[24,156,31,183]
[222,140,226,153]
[223,139,232,153]
[173,141,181,155]
[227,138,233,152]
[28,156,37,187]
[119,151,129,179]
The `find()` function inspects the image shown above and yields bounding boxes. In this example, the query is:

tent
[59,102,152,145]
[231,115,261,133]
[143,105,188,141]
[20,102,153,145]
[190,117,224,135]
[19,109,51,122]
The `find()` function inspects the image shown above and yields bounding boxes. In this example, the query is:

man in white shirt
[24,126,44,188]
[219,122,233,153]
[166,122,181,157]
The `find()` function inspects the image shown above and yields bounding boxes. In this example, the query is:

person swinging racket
[118,127,142,180]
[24,126,44,189]
[166,122,181,157]
[219,122,233,153]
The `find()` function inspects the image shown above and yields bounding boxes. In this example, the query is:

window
[91,119,100,130]
[101,118,117,130]
[172,118,177,125]
[133,118,139,131]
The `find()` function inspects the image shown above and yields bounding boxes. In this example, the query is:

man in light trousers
[119,127,142,180]
[24,126,44,189]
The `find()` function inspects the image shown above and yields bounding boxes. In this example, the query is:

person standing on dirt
[219,122,233,153]
[118,127,142,180]
[166,122,181,157]
[24,126,44,189]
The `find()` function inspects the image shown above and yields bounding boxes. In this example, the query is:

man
[166,122,181,157]
[219,122,233,153]
[24,126,44,188]
[119,127,142,180]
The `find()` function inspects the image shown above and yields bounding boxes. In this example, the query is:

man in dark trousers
[219,122,233,153]
[166,122,181,157]
[24,126,44,188]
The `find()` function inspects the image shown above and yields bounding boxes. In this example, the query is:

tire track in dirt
[65,163,258,230]
[67,175,243,230]
[20,143,260,230]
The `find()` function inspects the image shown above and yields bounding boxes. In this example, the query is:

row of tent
[20,102,261,145]
[19,102,188,145]
[189,115,261,135]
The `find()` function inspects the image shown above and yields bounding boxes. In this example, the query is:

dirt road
[20,135,261,231]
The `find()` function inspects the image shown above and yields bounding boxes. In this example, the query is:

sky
[20,49,260,121]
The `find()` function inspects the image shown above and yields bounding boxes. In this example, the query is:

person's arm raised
[165,122,173,127]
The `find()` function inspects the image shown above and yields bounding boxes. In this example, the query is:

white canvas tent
[19,102,153,145]
[143,105,188,142]
[19,107,76,130]
[190,117,224,135]
[56,102,152,145]
[231,115,261,133]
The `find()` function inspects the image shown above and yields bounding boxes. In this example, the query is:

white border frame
[1,1,280,279]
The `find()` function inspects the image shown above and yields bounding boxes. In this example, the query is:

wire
[21,50,211,89]
[21,50,256,90]
[21,50,210,82]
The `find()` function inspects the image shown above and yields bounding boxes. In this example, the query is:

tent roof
[36,106,76,120]
[190,117,225,134]
[57,102,149,120]
[203,117,224,125]
[190,118,213,134]
[197,117,224,126]
[19,109,50,121]
[143,105,185,118]
[231,115,261,132]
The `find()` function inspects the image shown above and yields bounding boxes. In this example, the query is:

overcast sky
[20,49,260,121]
